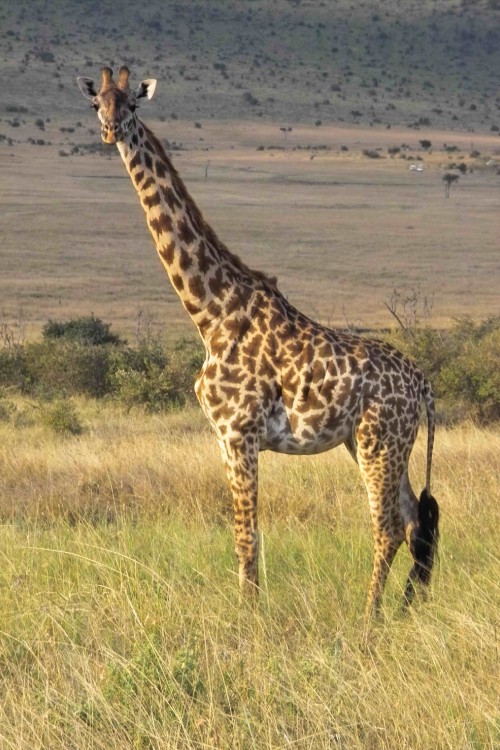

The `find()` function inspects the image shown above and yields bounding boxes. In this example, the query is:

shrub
[109,338,203,412]
[20,341,112,399]
[112,364,180,412]
[388,317,500,423]
[0,316,204,411]
[0,347,26,390]
[362,149,383,159]
[438,319,500,422]
[43,315,123,346]
[3,317,497,423]
[40,400,83,435]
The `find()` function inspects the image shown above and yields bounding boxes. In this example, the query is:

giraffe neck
[117,119,263,341]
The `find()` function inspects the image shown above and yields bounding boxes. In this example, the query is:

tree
[442,173,459,198]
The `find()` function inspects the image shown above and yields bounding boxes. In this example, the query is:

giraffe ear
[135,79,157,101]
[77,76,97,100]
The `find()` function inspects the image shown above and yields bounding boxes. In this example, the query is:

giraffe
[77,66,439,618]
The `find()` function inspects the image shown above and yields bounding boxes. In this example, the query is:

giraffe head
[77,66,157,144]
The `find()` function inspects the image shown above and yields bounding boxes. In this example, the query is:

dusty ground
[1,120,499,341]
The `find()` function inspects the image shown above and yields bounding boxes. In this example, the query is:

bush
[438,319,500,422]
[40,400,83,435]
[362,149,383,159]
[388,317,500,423]
[112,363,180,412]
[109,338,203,412]
[43,315,123,346]
[21,340,112,399]
[1,316,498,423]
[0,315,204,411]
[110,341,172,412]
[0,347,26,391]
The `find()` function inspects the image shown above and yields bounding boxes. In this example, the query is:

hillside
[0,0,499,130]
[0,0,499,340]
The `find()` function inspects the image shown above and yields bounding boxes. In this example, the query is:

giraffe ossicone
[77,66,439,618]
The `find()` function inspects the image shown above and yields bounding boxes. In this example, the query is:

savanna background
[0,1,499,748]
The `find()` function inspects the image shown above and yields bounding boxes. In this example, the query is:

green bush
[43,315,123,346]
[438,319,500,422]
[21,340,112,398]
[0,347,26,391]
[40,400,83,435]
[0,322,204,411]
[388,316,500,423]
[109,339,203,412]
[110,340,176,411]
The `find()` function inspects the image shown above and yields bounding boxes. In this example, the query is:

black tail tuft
[403,490,439,609]
[403,489,440,606]
[414,489,440,584]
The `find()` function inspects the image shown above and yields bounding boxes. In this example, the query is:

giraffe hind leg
[354,427,407,619]
[359,465,406,619]
[365,526,404,620]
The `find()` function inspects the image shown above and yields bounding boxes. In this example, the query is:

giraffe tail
[421,378,436,495]
[409,379,440,593]
[403,379,440,605]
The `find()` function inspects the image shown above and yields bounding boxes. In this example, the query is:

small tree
[419,139,432,150]
[443,173,459,198]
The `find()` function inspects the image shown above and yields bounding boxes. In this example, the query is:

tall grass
[0,403,498,749]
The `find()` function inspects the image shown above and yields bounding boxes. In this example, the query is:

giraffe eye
[130,103,137,112]
[91,101,99,111]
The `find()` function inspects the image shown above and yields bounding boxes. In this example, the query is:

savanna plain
[1,0,500,748]
[1,135,499,748]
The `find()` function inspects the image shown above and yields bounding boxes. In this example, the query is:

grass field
[0,402,498,748]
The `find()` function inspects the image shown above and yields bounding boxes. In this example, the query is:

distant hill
[1,0,499,131]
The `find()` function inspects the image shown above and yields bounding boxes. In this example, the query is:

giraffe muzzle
[101,124,122,144]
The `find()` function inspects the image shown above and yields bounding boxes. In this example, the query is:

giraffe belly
[261,399,348,456]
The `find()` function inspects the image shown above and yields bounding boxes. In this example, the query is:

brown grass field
[1,121,499,341]
[0,401,499,748]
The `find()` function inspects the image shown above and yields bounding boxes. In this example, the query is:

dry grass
[0,402,498,748]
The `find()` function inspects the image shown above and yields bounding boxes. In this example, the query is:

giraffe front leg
[218,435,260,596]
